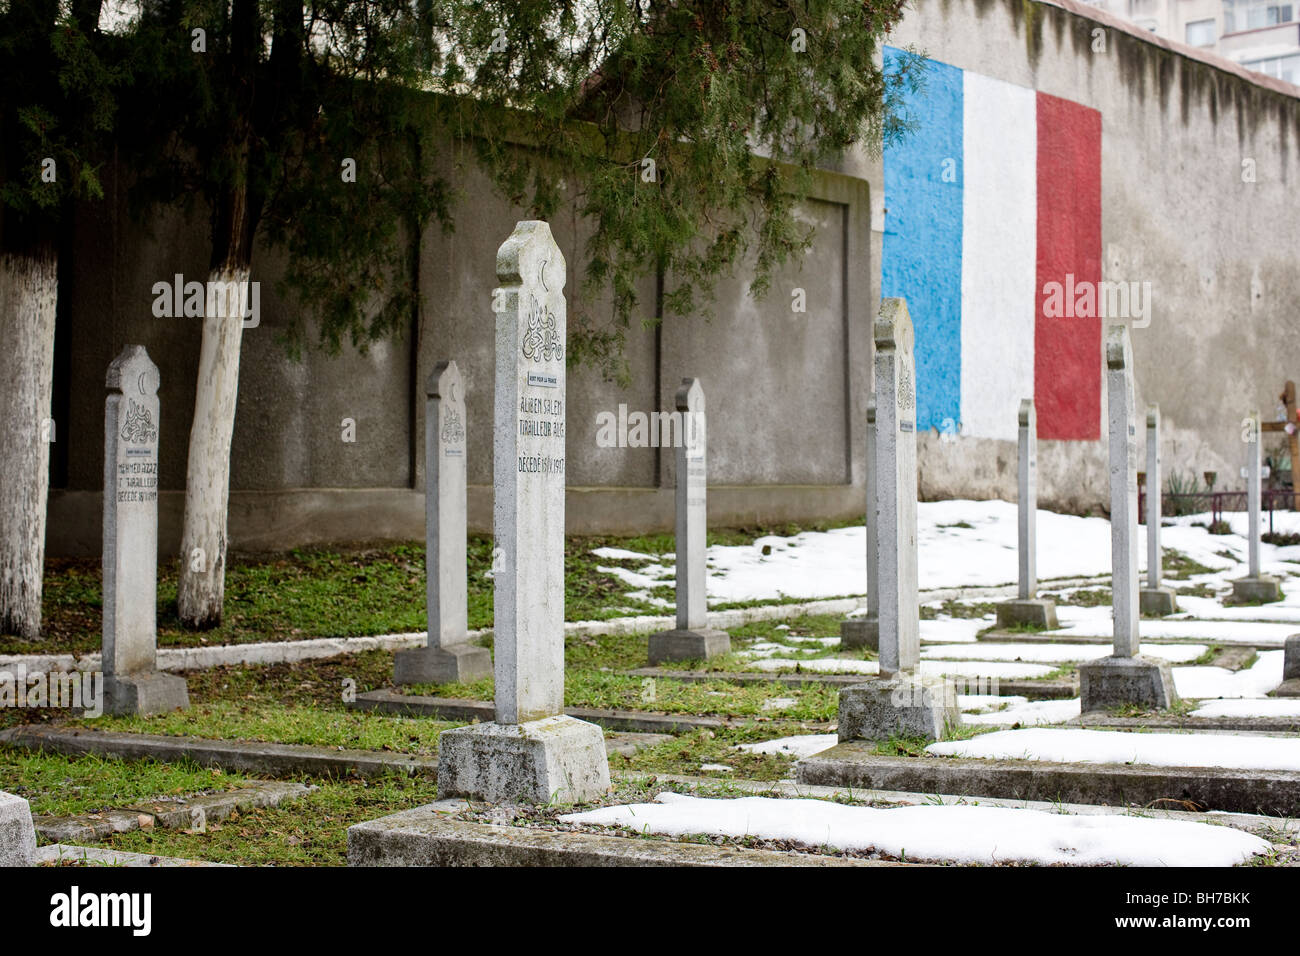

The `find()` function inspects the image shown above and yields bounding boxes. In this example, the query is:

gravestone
[1139,405,1178,616]
[838,299,958,741]
[0,791,37,866]
[648,378,730,664]
[394,360,492,684]
[103,346,189,716]
[997,399,1058,629]
[1231,410,1283,604]
[841,400,879,649]
[436,221,610,804]
[1079,327,1177,712]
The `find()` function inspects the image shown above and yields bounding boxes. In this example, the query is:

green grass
[1163,549,1217,580]
[5,520,871,655]
[610,724,814,781]
[101,773,439,866]
[0,748,257,817]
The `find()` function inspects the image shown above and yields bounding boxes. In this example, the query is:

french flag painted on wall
[881,48,1102,441]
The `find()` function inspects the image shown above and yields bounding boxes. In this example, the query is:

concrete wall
[880,0,1300,514]
[47,144,871,554]
[43,0,1300,553]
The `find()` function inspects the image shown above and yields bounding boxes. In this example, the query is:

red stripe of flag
[1035,92,1102,441]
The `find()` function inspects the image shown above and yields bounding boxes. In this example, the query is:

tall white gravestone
[838,299,958,742]
[102,346,189,716]
[996,399,1058,628]
[395,360,492,684]
[648,378,730,664]
[1231,409,1283,603]
[437,221,610,804]
[1139,405,1178,615]
[1079,327,1176,711]
[840,400,879,649]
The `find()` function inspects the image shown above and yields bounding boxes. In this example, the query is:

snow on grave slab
[1173,651,1283,699]
[559,793,1269,866]
[919,618,987,644]
[747,658,1058,679]
[958,694,1029,713]
[1053,616,1297,646]
[735,734,839,758]
[926,727,1300,771]
[1191,698,1300,719]
[1170,593,1300,624]
[921,642,1208,664]
[961,698,1082,726]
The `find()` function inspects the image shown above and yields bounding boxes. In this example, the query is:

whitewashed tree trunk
[0,253,58,639]
[177,267,248,628]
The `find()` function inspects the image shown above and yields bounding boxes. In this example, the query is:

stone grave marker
[1079,326,1177,711]
[436,221,610,804]
[1231,410,1283,604]
[394,360,492,684]
[841,399,878,649]
[1274,633,1300,696]
[103,346,189,716]
[997,399,1058,628]
[837,299,957,742]
[0,791,37,866]
[1139,405,1178,615]
[648,378,730,664]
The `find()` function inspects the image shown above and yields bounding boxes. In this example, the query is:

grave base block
[1079,655,1178,712]
[995,599,1059,630]
[1139,587,1178,616]
[437,714,611,805]
[1272,679,1300,698]
[393,643,492,685]
[1230,575,1283,604]
[839,617,879,650]
[1283,633,1300,681]
[647,628,730,666]
[104,672,189,717]
[838,675,960,743]
[0,791,37,866]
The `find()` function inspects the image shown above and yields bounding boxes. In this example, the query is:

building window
[1224,0,1295,33]
[1245,53,1300,83]
[1185,19,1217,45]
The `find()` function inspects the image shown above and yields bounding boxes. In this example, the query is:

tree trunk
[176,268,248,628]
[0,251,58,639]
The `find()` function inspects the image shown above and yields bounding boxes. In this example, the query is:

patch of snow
[734,734,839,758]
[591,546,661,562]
[698,764,733,773]
[1191,699,1300,719]
[560,793,1268,866]
[747,658,1058,679]
[958,694,1027,713]
[927,726,1300,771]
[1173,651,1283,699]
[921,642,1208,664]
[962,698,1082,727]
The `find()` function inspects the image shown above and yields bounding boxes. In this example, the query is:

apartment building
[1084,0,1300,84]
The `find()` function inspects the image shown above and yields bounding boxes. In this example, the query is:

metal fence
[1139,489,1297,531]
